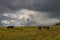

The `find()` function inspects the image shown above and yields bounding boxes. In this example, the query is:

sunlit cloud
[3,13,17,18]
[1,9,60,26]
[1,20,10,26]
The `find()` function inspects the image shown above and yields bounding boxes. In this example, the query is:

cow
[7,26,14,29]
[43,26,49,29]
[38,26,42,30]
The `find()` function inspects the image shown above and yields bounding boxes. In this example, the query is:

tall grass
[0,25,60,40]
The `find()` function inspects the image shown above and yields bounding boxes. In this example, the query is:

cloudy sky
[0,0,60,26]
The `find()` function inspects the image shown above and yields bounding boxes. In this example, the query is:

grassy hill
[0,25,60,40]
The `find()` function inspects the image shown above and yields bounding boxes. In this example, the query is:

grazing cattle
[55,22,60,25]
[38,26,42,30]
[55,23,59,25]
[7,26,14,29]
[43,26,49,29]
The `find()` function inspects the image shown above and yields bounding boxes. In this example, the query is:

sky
[0,0,60,26]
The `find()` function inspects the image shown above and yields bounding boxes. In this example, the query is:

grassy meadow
[0,25,60,40]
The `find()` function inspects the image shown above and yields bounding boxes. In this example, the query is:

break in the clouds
[0,0,60,26]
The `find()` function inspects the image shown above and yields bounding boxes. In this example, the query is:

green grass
[0,25,60,40]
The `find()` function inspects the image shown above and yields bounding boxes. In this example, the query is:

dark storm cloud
[2,0,60,16]
[0,0,60,26]
[2,0,60,11]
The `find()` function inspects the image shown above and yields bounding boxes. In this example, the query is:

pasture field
[0,25,60,40]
